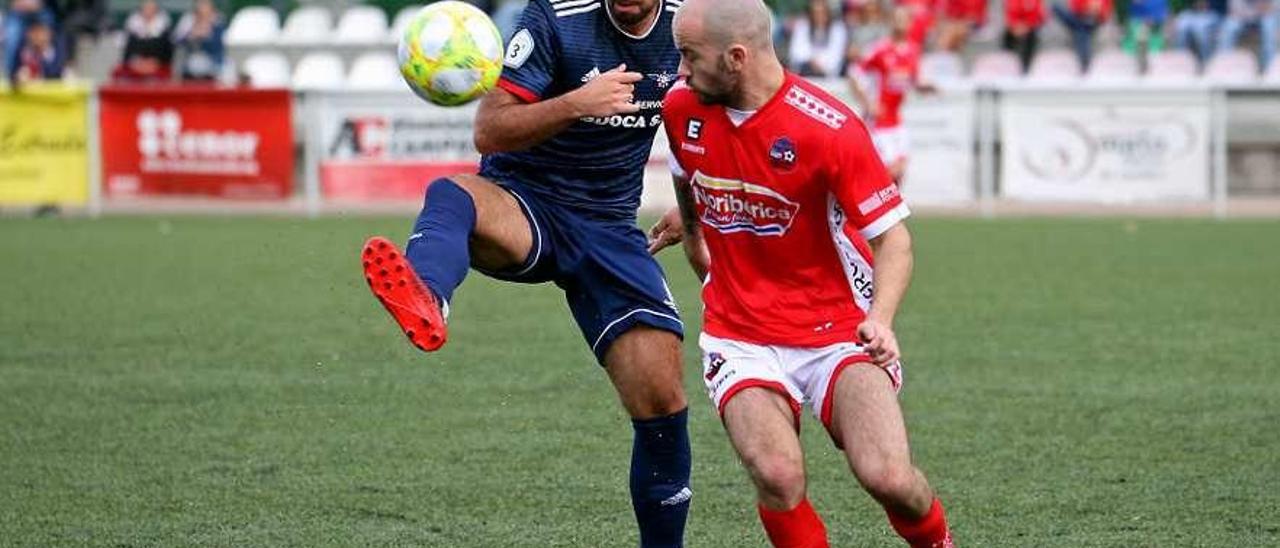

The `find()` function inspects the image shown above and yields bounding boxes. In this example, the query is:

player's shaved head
[674,0,773,51]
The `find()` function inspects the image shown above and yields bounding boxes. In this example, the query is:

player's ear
[725,44,748,72]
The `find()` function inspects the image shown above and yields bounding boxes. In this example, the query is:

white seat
[346,52,403,90]
[1028,48,1083,82]
[970,51,1022,82]
[1205,49,1259,84]
[279,6,333,45]
[225,6,280,46]
[390,5,425,42]
[1145,50,1199,84]
[335,6,389,44]
[242,51,291,88]
[291,52,345,90]
[1086,49,1139,83]
[920,51,965,83]
[1264,56,1280,83]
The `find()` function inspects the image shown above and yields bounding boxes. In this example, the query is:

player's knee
[855,461,920,505]
[747,455,806,505]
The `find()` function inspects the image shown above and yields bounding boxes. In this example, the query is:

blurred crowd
[3,0,224,85]
[776,0,1278,77]
[3,0,1278,86]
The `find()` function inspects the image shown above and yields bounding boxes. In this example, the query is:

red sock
[757,498,829,548]
[887,498,953,548]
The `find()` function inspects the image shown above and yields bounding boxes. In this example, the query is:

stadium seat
[291,52,345,90]
[335,6,390,44]
[279,6,333,45]
[346,52,403,90]
[1264,57,1280,84]
[1028,49,1082,82]
[225,6,281,46]
[390,5,425,41]
[1086,49,1139,83]
[970,51,1022,82]
[242,51,291,88]
[920,51,966,84]
[1145,50,1199,84]
[1205,49,1259,84]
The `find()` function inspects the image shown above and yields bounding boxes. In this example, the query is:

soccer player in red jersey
[649,0,954,546]
[849,6,936,184]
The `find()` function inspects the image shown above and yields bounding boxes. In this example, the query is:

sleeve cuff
[497,77,540,103]
[858,203,911,241]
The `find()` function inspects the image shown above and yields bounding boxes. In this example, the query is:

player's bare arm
[647,205,683,254]
[859,222,913,365]
[474,64,643,154]
[672,174,709,280]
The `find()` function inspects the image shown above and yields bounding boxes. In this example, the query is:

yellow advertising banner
[0,83,90,205]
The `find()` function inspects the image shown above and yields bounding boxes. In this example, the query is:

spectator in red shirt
[1052,0,1115,67]
[937,0,986,51]
[895,0,936,47]
[1004,0,1046,72]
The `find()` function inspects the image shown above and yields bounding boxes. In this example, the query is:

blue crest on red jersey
[769,137,797,171]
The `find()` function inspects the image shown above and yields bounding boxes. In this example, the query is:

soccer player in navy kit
[360,0,691,545]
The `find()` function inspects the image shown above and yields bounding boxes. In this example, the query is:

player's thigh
[446,174,534,272]
[722,387,806,480]
[604,325,686,419]
[829,362,914,478]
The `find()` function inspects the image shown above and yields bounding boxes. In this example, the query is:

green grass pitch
[1,216,1278,547]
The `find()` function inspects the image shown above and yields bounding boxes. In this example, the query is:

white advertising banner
[311,90,479,163]
[1000,90,1211,203]
[900,90,976,205]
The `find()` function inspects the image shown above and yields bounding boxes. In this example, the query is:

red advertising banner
[99,86,293,199]
[321,160,477,201]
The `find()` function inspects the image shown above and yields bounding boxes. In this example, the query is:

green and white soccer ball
[397,1,504,106]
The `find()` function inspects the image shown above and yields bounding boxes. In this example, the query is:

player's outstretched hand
[857,320,900,366]
[564,63,643,118]
[647,206,684,254]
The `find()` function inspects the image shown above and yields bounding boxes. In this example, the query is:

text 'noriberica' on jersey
[481,0,683,221]
[663,73,910,348]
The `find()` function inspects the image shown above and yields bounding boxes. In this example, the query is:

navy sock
[630,408,692,548]
[405,178,476,305]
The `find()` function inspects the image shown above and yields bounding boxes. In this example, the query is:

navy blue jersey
[480,0,682,221]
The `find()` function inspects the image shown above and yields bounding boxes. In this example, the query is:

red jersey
[663,73,910,348]
[1067,0,1112,20]
[943,0,987,22]
[858,38,921,129]
[896,0,936,47]
[1005,0,1046,29]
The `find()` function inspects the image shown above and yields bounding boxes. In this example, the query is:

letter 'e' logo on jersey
[686,118,703,140]
[504,29,534,69]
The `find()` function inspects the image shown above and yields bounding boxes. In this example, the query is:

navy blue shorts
[476,178,684,364]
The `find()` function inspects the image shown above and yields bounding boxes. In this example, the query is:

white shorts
[699,332,903,438]
[871,126,909,165]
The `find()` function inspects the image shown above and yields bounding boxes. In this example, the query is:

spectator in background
[842,0,889,71]
[112,0,173,82]
[896,0,936,46]
[1053,0,1115,67]
[56,0,107,67]
[172,0,224,82]
[789,0,848,77]
[1174,0,1226,62]
[13,19,66,82]
[5,0,57,80]
[1004,0,1047,72]
[937,0,987,51]
[1124,0,1170,55]
[1217,0,1277,68]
